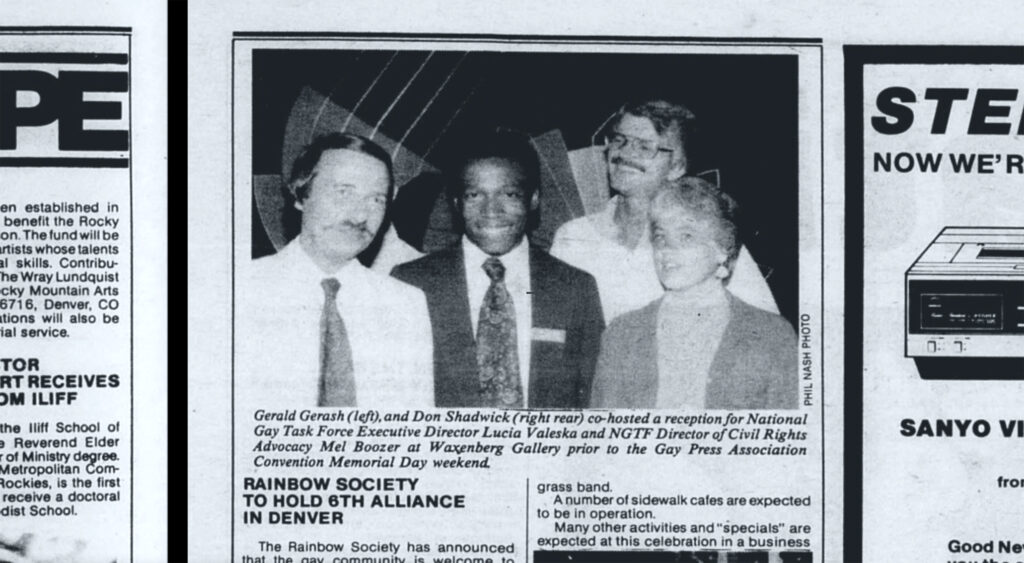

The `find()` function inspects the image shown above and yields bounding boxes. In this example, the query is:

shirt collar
[597,195,652,249]
[283,237,369,286]
[461,235,530,276]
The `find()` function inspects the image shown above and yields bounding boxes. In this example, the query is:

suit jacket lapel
[527,248,552,405]
[637,300,661,407]
[436,246,481,406]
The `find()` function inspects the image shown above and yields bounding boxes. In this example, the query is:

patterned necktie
[318,277,356,407]
[476,257,523,408]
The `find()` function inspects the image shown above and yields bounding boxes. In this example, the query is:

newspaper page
[0,3,167,563]
[222,32,824,563]
[847,46,1024,562]
[188,3,1022,563]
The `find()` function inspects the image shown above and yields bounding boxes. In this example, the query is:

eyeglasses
[603,132,674,160]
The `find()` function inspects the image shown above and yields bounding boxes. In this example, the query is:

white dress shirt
[236,239,434,408]
[462,236,532,399]
[550,195,779,322]
[369,225,425,274]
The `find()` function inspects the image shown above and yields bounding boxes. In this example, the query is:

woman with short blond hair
[591,176,797,409]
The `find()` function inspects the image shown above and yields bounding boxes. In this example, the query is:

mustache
[610,156,646,173]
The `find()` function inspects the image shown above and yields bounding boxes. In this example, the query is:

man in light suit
[392,132,604,408]
[237,133,433,408]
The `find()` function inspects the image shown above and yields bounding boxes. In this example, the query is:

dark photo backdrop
[249,48,799,325]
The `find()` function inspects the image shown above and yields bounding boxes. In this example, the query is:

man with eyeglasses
[550,99,778,322]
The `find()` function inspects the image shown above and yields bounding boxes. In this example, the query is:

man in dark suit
[392,132,604,408]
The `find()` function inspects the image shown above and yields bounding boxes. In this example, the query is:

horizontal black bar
[0,26,131,33]
[0,157,128,168]
[844,45,1024,65]
[0,52,128,64]
[915,357,1024,380]
[233,31,823,44]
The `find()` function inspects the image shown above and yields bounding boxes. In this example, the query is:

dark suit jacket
[392,244,604,408]
[591,293,798,409]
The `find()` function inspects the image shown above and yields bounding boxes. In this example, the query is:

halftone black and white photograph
[234,39,817,410]
[248,48,800,324]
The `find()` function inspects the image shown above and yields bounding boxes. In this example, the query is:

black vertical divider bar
[842,45,865,563]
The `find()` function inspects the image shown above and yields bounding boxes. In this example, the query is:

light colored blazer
[591,293,798,409]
